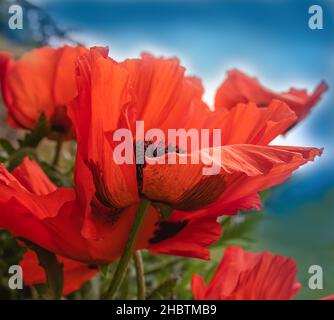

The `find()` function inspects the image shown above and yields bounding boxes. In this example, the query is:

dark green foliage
[18,114,50,149]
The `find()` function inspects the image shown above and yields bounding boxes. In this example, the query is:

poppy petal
[149,214,221,260]
[192,246,301,300]
[219,100,297,145]
[20,250,98,295]
[68,47,138,209]
[0,161,91,262]
[191,274,207,300]
[214,69,327,123]
[0,46,88,132]
[122,54,202,132]
[217,145,322,213]
[11,157,57,195]
[142,144,321,212]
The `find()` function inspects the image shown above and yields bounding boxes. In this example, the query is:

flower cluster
[0,45,329,299]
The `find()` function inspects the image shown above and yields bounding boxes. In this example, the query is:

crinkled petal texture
[20,250,98,296]
[72,48,321,211]
[0,46,87,133]
[214,69,327,124]
[120,54,226,135]
[191,246,301,300]
[67,47,322,260]
[141,101,322,217]
[67,47,224,257]
[143,144,322,221]
[69,47,139,212]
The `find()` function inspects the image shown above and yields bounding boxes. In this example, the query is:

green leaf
[7,147,37,171]
[0,138,16,155]
[40,162,73,187]
[19,113,50,148]
[19,239,64,300]
[214,212,264,247]
[0,156,7,163]
[147,276,179,300]
[145,258,180,275]
[0,231,26,300]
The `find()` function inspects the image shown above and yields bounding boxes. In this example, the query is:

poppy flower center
[149,220,188,244]
[134,139,183,195]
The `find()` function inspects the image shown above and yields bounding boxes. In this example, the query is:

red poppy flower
[0,46,88,137]
[192,246,334,300]
[0,47,323,291]
[191,246,302,300]
[68,47,322,243]
[20,250,98,296]
[214,69,327,126]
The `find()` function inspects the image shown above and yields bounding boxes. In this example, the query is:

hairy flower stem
[52,138,63,166]
[133,250,146,300]
[105,198,151,299]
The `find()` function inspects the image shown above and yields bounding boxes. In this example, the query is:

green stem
[145,258,180,275]
[52,138,63,166]
[105,198,151,299]
[133,251,146,300]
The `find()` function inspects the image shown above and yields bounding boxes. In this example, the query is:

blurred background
[0,0,333,299]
